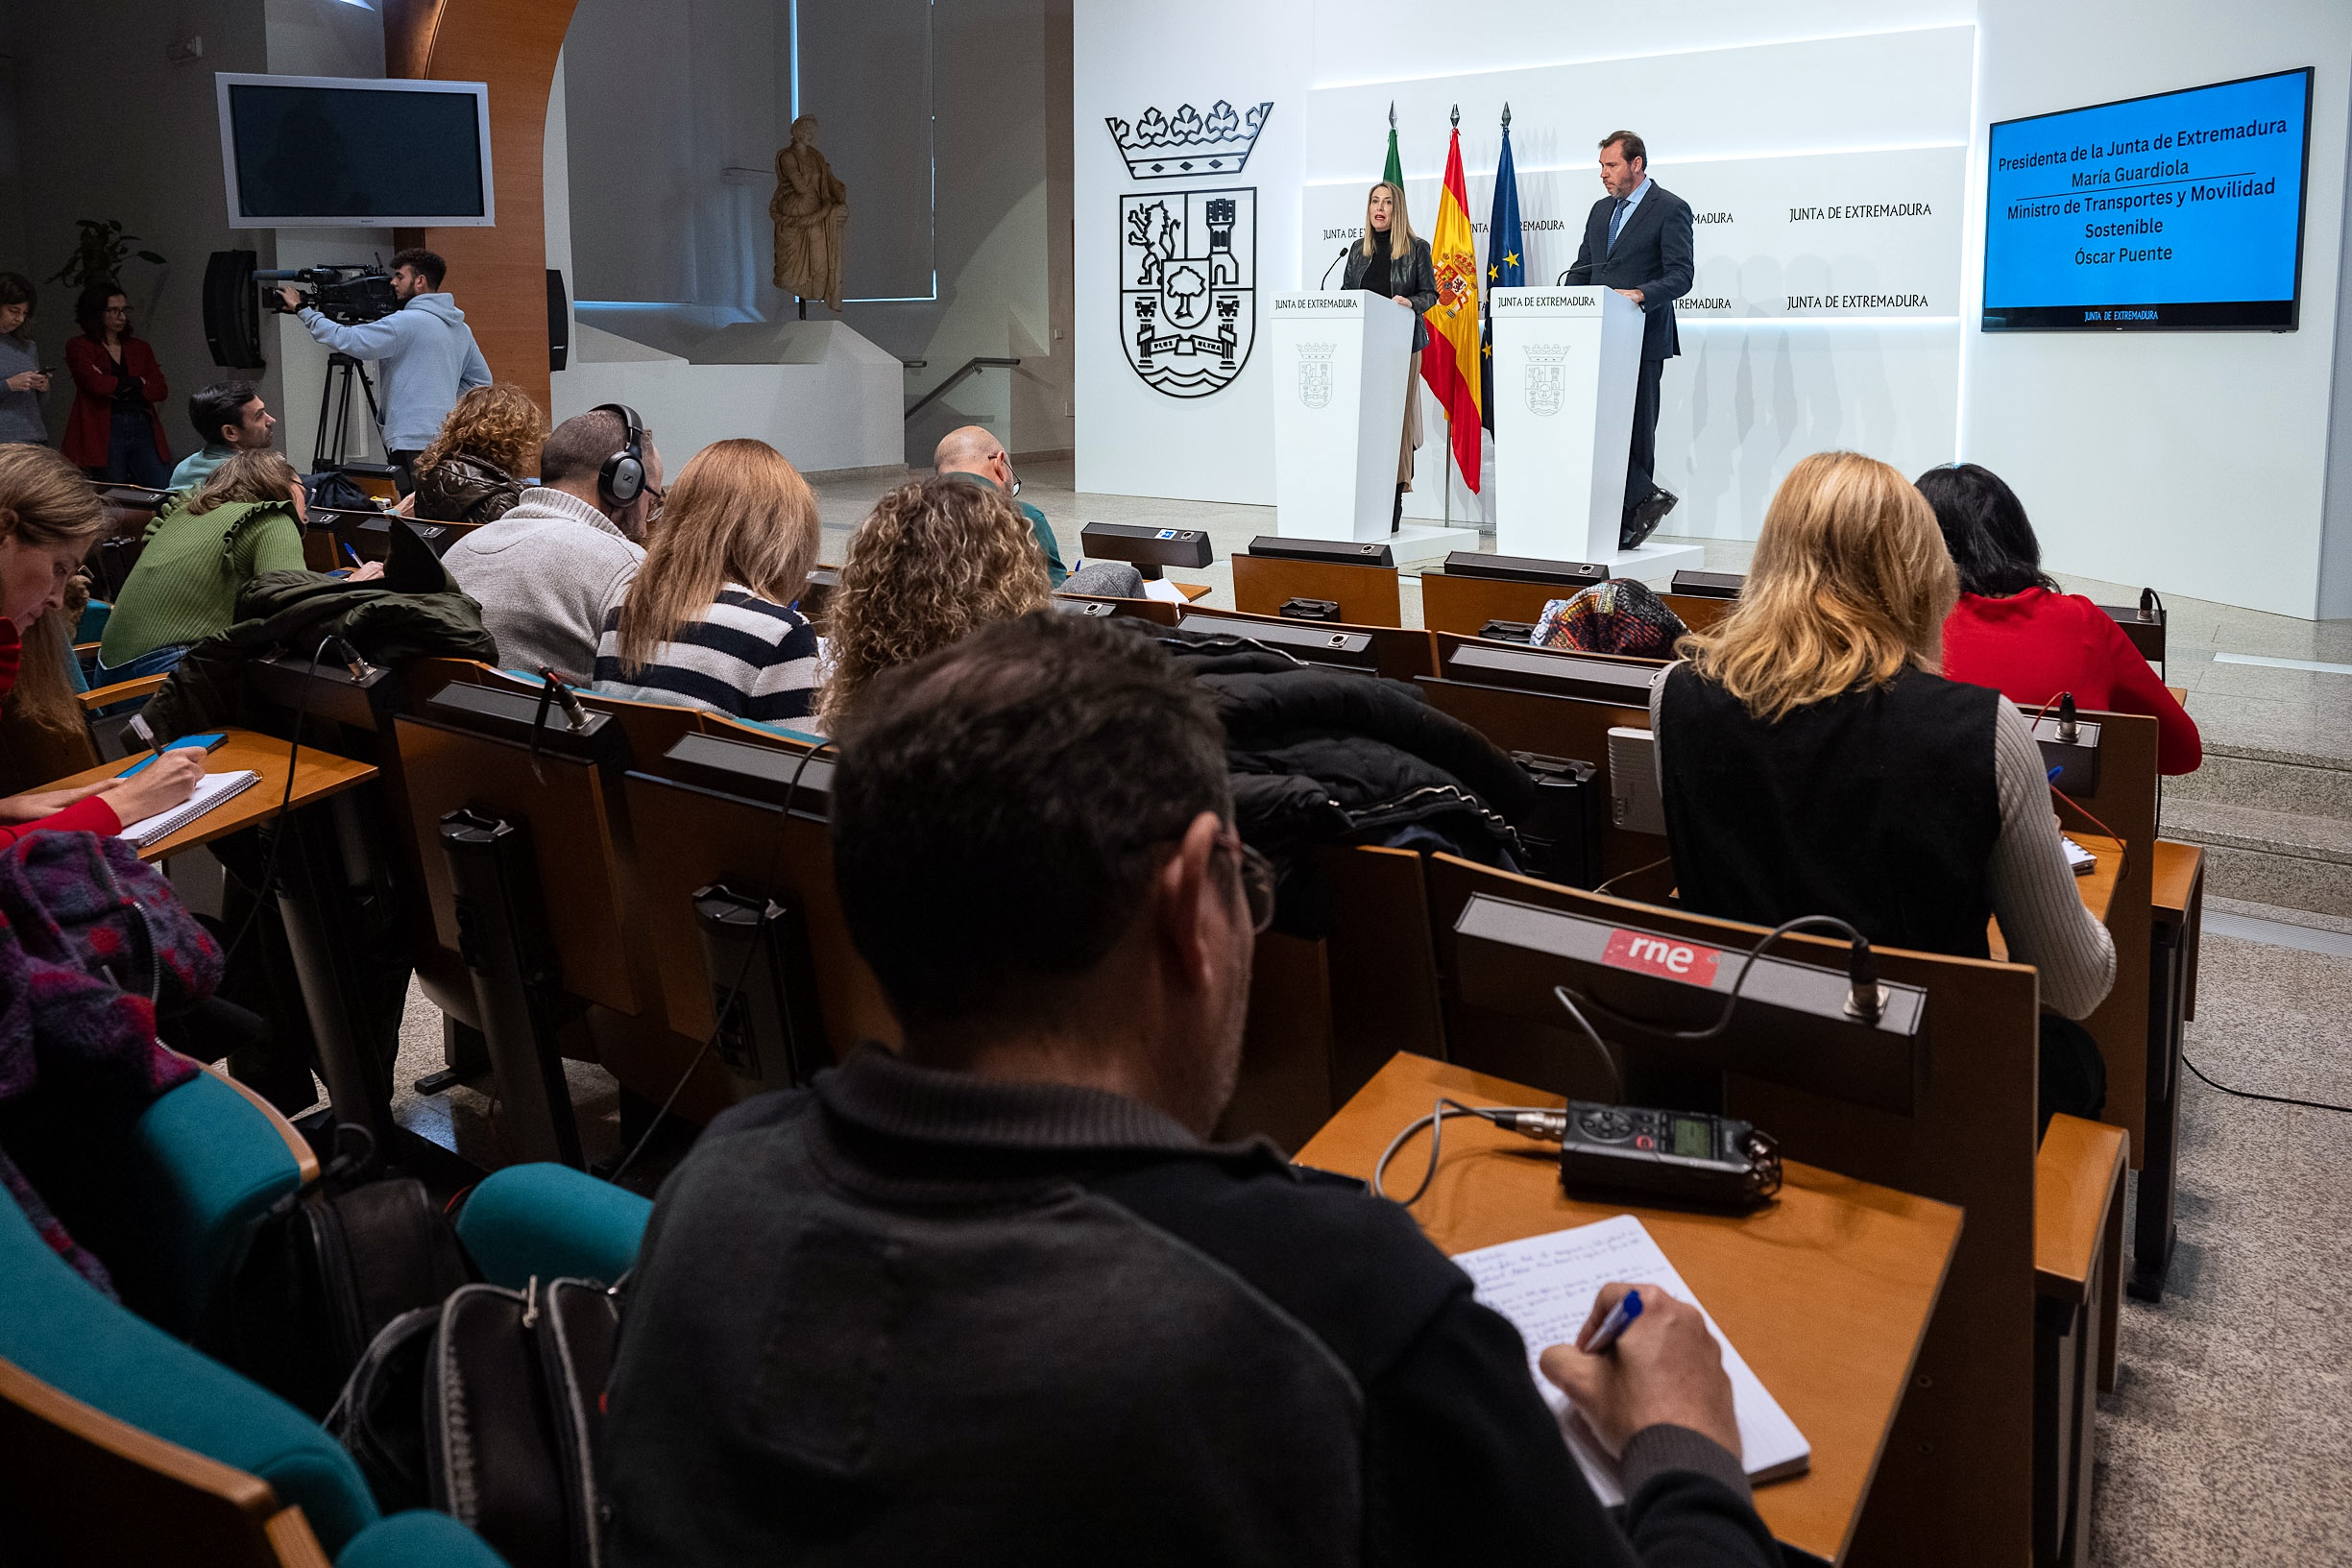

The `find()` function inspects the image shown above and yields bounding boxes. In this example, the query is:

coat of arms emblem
[1523,343,1568,417]
[1121,188,1257,399]
[1107,101,1271,400]
[1296,342,1336,409]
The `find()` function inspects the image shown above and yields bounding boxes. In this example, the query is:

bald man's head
[934,425,1005,476]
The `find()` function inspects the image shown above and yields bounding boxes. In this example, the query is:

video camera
[257,265,400,326]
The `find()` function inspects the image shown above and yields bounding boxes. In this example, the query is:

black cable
[1561,913,1878,1045]
[1550,985,1623,1102]
[1592,855,1671,899]
[2181,1053,2352,1116]
[607,737,835,1185]
[1371,1097,1564,1206]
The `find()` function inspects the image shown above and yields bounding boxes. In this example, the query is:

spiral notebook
[1454,1215,1810,1505]
[116,770,261,849]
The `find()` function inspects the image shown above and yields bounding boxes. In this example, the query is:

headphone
[591,403,646,509]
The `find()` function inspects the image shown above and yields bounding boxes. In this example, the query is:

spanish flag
[1419,125,1483,492]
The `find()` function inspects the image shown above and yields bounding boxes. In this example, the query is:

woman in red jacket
[1919,463,2201,775]
[0,445,202,840]
[61,282,171,488]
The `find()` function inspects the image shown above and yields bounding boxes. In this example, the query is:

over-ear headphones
[592,403,646,509]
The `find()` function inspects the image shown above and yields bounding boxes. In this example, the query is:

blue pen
[2048,765,2063,782]
[1584,1289,1644,1353]
[342,542,364,568]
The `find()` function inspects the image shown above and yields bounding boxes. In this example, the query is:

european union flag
[1481,110,1524,433]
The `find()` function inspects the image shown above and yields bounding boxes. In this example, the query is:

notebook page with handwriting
[1454,1214,1808,1505]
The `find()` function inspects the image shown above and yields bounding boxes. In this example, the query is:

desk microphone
[536,664,591,732]
[1320,243,1351,289]
[2055,691,2079,745]
[327,635,376,685]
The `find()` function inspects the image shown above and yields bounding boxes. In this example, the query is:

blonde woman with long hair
[1341,181,1437,533]
[816,475,1052,729]
[1651,450,2115,1121]
[0,446,204,834]
[593,438,822,725]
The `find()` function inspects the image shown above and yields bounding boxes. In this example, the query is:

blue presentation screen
[1983,68,2313,331]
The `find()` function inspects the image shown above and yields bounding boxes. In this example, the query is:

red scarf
[0,616,21,703]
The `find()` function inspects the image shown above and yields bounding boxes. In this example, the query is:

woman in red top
[61,282,171,489]
[1919,463,2200,775]
[0,445,202,841]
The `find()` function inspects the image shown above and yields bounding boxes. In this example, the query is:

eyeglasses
[1215,832,1278,935]
[640,482,665,523]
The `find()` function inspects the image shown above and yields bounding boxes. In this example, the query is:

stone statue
[770,114,849,315]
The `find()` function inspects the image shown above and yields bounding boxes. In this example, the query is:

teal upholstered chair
[0,1060,508,1564]
[12,1059,316,1339]
[455,1162,652,1290]
[0,1173,502,1563]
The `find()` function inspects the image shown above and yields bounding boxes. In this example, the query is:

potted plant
[49,219,165,292]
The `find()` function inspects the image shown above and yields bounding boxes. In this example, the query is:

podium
[1269,293,1477,562]
[1490,286,1703,579]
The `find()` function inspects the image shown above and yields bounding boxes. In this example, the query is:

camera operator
[279,248,489,495]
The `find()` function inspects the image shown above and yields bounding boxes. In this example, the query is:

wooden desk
[1297,1052,1963,1566]
[2132,840,2203,1302]
[44,730,379,861]
[1985,832,2122,961]
[1172,580,1213,602]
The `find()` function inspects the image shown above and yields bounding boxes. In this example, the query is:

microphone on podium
[1320,243,1352,289]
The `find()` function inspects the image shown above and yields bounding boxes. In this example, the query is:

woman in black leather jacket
[1340,182,1437,532]
[409,383,548,524]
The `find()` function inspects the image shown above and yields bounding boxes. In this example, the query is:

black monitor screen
[228,84,486,222]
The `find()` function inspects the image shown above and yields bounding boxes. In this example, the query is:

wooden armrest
[2034,1113,2127,1302]
[1174,581,1213,601]
[185,1052,322,1186]
[73,640,101,657]
[75,673,167,710]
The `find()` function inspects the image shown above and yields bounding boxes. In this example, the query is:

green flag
[1383,115,1403,188]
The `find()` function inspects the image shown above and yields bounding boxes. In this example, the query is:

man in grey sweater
[443,407,661,682]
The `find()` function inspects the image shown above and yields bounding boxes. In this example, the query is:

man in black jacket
[602,611,1780,1568]
[1564,130,1695,550]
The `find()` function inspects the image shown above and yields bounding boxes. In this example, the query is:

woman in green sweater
[95,449,377,684]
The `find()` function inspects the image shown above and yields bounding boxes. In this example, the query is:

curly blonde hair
[818,476,1053,728]
[417,383,549,481]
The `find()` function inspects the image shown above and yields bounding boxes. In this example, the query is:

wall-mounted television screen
[215,73,495,229]
[1982,67,2311,331]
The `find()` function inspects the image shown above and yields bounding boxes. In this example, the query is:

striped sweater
[592,588,822,723]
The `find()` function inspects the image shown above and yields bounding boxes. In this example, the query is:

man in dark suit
[1564,131,1694,549]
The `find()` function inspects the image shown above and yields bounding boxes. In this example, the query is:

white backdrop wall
[1076,0,2352,616]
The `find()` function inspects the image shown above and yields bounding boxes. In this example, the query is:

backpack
[202,1147,474,1417]
[332,1275,623,1568]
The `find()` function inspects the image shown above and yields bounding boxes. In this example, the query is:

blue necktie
[1607,197,1630,252]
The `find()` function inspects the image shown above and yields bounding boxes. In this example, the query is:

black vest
[1657,663,2002,959]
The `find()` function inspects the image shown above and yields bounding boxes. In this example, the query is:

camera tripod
[313,351,384,471]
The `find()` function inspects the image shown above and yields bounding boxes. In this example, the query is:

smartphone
[118,733,229,776]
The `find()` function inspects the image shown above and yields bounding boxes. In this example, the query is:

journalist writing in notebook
[600,611,1780,1568]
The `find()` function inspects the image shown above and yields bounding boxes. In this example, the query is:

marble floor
[813,458,2352,763]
